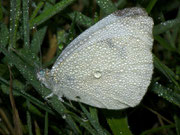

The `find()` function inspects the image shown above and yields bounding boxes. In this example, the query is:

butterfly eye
[39,70,45,76]
[37,70,45,80]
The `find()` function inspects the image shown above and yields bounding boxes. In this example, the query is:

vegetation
[0,0,180,134]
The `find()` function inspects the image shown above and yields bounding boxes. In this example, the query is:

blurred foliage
[0,0,180,135]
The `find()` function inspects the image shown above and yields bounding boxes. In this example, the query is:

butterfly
[37,7,154,110]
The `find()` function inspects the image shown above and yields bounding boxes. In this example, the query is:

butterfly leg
[45,93,54,100]
[58,96,64,102]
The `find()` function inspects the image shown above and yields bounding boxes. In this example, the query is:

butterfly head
[37,69,52,89]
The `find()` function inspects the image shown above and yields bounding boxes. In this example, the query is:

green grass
[0,0,180,135]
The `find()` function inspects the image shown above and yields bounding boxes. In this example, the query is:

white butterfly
[37,7,154,110]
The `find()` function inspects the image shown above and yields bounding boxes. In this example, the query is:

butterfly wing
[49,7,154,109]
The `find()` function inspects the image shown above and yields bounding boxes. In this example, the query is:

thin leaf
[30,0,54,55]
[80,104,108,135]
[154,35,176,52]
[106,111,133,135]
[23,0,30,48]
[115,0,127,9]
[89,107,110,135]
[153,54,180,89]
[174,115,180,135]
[0,23,9,48]
[146,0,157,14]
[13,48,40,69]
[96,0,117,15]
[172,7,180,43]
[69,112,97,135]
[34,121,41,135]
[44,112,48,135]
[0,46,80,134]
[0,108,14,135]
[160,13,176,48]
[26,100,33,135]
[151,82,180,107]
[140,124,175,135]
[29,0,76,28]
[31,26,47,55]
[30,2,44,20]
[8,66,23,135]
[153,17,180,35]
[0,79,25,97]
[0,1,2,21]
[68,12,95,27]
[9,0,21,49]
[0,77,53,114]
[23,102,44,117]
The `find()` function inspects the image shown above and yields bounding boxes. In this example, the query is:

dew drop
[62,114,66,119]
[93,71,102,79]
[82,117,88,122]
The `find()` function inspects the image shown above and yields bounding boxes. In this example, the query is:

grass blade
[70,112,97,135]
[44,112,48,135]
[30,1,44,20]
[154,35,176,52]
[96,0,117,15]
[0,23,9,48]
[0,1,2,21]
[30,26,47,55]
[115,0,127,9]
[79,104,108,135]
[0,108,14,135]
[26,100,33,135]
[8,66,23,135]
[105,111,133,135]
[146,0,157,14]
[140,124,175,135]
[153,54,180,88]
[0,77,54,114]
[89,107,110,135]
[23,0,30,48]
[151,82,180,107]
[174,115,180,135]
[172,7,180,43]
[29,0,76,28]
[34,121,41,135]
[153,17,180,35]
[68,12,94,27]
[0,46,80,134]
[9,0,21,49]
